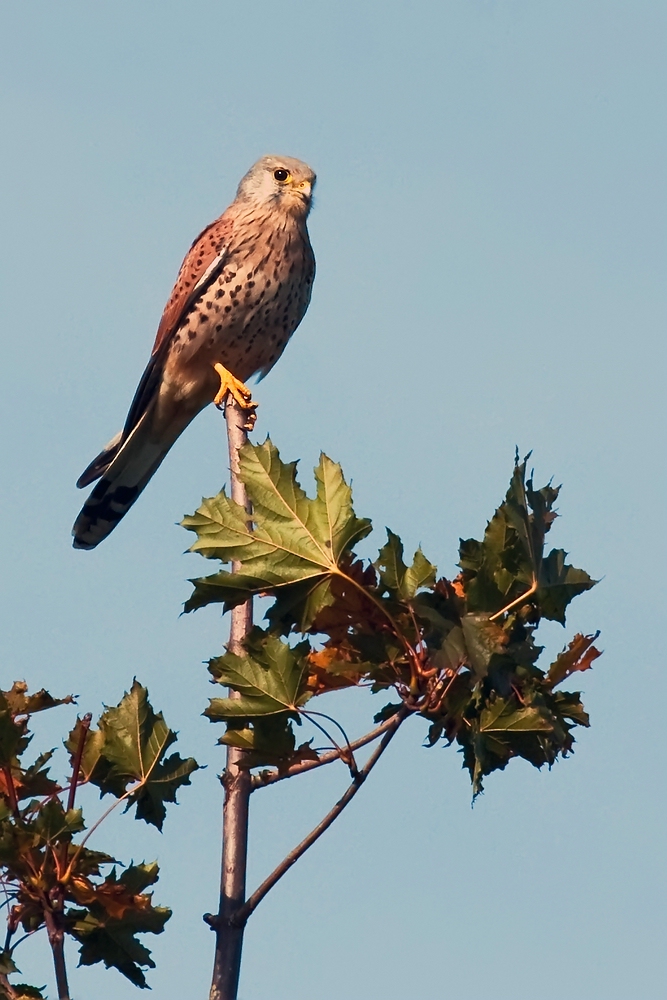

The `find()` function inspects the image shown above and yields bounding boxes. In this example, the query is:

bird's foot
[212,363,258,430]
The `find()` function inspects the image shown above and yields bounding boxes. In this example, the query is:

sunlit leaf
[67,683,198,830]
[183,439,372,628]
[207,631,311,720]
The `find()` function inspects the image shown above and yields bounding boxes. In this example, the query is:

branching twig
[232,706,409,927]
[252,709,412,789]
[299,711,358,777]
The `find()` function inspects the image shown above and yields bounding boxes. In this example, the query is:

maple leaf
[66,862,169,989]
[2,682,74,719]
[306,647,365,696]
[65,682,198,831]
[458,456,596,624]
[206,631,311,720]
[375,530,436,601]
[183,439,372,629]
[220,715,319,771]
[307,558,386,642]
[546,632,602,686]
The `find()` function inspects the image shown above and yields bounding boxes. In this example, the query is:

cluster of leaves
[184,439,601,796]
[0,681,197,996]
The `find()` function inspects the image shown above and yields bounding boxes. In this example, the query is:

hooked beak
[294,179,313,205]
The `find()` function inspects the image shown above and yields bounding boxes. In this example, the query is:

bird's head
[236,155,316,216]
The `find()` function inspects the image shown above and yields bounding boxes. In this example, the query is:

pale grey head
[235,155,316,216]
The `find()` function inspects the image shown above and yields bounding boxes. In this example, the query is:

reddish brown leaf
[70,875,152,921]
[309,559,386,642]
[306,647,363,695]
[546,632,602,687]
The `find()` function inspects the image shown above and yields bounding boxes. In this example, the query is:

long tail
[72,407,183,549]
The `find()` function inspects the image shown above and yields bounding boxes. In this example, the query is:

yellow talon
[212,363,258,430]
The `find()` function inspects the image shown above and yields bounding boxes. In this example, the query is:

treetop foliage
[184,440,601,796]
[0,681,197,995]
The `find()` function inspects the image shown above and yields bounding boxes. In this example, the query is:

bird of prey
[72,155,316,550]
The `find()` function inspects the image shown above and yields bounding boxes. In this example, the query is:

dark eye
[274,168,289,182]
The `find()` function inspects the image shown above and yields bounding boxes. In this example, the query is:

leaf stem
[489,577,538,621]
[63,785,136,882]
[232,707,409,926]
[299,709,359,776]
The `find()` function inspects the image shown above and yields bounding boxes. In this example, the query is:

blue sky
[1,1,665,997]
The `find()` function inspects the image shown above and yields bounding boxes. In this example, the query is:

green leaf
[373,703,403,724]
[18,751,59,801]
[0,701,29,766]
[183,439,372,628]
[458,456,596,625]
[478,699,554,735]
[537,550,597,624]
[33,800,84,843]
[430,625,468,674]
[220,714,318,771]
[68,683,198,831]
[207,631,311,720]
[375,530,436,601]
[0,951,19,975]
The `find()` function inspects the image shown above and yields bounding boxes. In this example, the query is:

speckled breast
[174,219,315,383]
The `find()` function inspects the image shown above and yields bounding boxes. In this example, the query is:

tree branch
[252,709,412,789]
[232,707,409,927]
[208,398,254,1000]
[43,903,70,1000]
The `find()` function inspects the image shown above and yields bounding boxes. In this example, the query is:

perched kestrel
[72,155,316,549]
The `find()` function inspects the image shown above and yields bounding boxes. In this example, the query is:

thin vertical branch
[208,398,253,1000]
[67,713,92,813]
[43,906,70,1000]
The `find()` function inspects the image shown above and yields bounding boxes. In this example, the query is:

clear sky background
[1,1,665,997]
